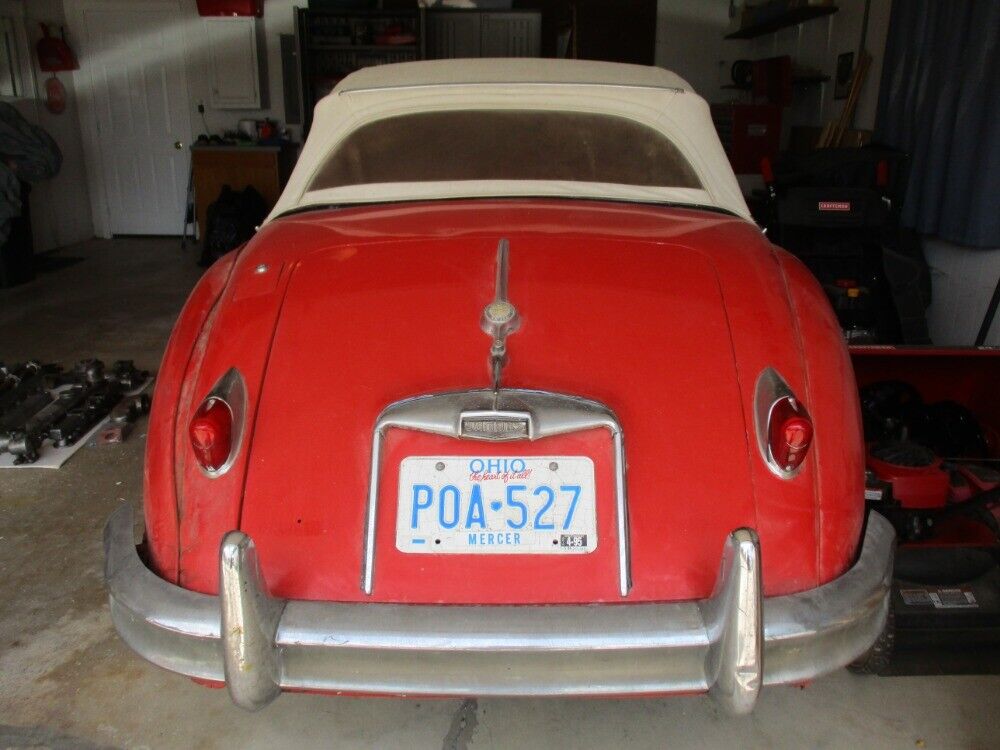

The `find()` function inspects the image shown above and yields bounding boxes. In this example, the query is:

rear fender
[144,254,238,582]
[702,224,819,594]
[777,250,865,581]
[174,242,296,594]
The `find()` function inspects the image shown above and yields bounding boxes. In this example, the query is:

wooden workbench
[191,144,297,239]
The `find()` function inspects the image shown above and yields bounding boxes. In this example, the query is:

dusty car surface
[105,59,894,714]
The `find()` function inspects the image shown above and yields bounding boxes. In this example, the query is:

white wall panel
[180,0,302,140]
[923,239,1000,346]
[654,0,740,100]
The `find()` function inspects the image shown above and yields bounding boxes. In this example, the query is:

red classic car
[105,59,894,714]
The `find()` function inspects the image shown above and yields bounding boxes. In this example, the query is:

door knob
[174,141,184,150]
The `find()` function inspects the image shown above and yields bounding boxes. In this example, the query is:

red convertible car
[105,59,894,714]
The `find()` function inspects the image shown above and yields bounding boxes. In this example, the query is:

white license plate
[396,456,597,554]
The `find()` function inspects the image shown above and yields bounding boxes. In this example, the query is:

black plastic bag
[199,185,268,267]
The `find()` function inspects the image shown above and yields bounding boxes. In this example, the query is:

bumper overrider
[104,505,894,714]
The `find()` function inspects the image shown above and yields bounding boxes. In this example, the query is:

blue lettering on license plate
[408,483,584,532]
[396,456,597,554]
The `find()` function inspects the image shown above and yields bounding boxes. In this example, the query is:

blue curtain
[874,0,1000,248]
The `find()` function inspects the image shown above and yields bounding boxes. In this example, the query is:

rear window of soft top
[307,109,701,191]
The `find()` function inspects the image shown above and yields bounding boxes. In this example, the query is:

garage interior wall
[654,0,890,131]
[61,0,307,238]
[923,241,1000,347]
[654,0,998,346]
[178,0,304,142]
[0,0,93,252]
[654,0,891,204]
[6,0,996,345]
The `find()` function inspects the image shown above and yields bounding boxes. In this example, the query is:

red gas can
[196,0,264,17]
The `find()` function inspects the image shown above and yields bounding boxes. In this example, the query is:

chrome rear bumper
[105,506,894,714]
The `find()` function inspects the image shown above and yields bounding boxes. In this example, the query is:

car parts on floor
[0,359,150,465]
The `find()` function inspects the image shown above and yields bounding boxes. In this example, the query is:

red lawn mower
[852,347,1000,674]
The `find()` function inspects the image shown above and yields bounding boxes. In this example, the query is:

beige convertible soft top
[266,59,751,222]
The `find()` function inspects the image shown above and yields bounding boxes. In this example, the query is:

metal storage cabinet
[480,13,542,57]
[425,10,541,60]
[295,7,423,136]
[425,10,480,59]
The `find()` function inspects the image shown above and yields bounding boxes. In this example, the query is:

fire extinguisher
[36,23,79,115]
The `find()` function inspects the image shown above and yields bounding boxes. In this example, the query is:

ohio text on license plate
[396,456,597,554]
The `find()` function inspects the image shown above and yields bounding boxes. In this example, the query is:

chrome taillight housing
[190,367,246,477]
[754,367,813,478]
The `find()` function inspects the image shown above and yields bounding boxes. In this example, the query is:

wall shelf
[296,7,423,136]
[308,44,418,51]
[725,5,838,40]
[721,74,830,91]
[793,74,831,85]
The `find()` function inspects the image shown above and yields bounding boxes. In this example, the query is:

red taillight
[190,398,233,472]
[768,398,813,472]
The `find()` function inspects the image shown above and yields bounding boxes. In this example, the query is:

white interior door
[77,5,192,235]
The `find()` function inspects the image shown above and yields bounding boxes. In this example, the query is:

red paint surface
[778,252,865,583]
[850,347,1000,457]
[143,199,865,602]
[851,344,1000,547]
[143,252,236,583]
[362,429,621,603]
[866,456,950,509]
[904,515,998,548]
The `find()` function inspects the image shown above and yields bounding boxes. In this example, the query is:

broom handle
[975,273,1000,346]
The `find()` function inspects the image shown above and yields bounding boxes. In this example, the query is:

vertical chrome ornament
[481,238,520,396]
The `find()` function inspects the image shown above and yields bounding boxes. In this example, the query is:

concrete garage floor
[1,238,999,750]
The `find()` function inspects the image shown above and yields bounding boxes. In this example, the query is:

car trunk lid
[240,233,757,603]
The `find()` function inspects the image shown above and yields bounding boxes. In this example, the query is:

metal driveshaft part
[0,361,47,414]
[48,380,126,447]
[6,386,89,463]
[99,392,153,444]
[0,391,54,454]
[5,432,42,464]
[0,358,149,462]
